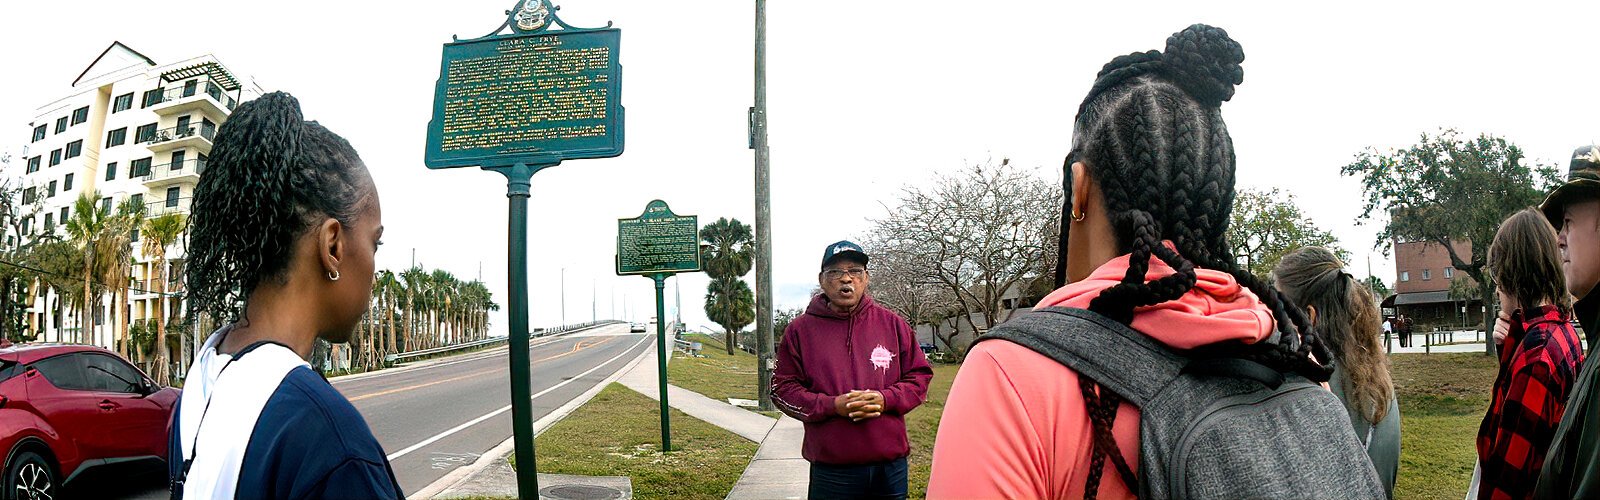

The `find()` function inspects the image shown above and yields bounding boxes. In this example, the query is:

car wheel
[3,451,54,500]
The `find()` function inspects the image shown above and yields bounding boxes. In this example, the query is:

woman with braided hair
[167,92,401,499]
[1273,246,1401,496]
[928,25,1377,499]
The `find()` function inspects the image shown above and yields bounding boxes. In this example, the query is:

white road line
[385,333,651,461]
[335,326,623,386]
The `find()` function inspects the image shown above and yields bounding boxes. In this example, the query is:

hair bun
[1160,24,1244,106]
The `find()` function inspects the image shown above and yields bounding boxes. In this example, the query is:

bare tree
[863,233,960,353]
[867,158,1061,358]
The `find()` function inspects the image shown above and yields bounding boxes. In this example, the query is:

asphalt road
[102,323,651,499]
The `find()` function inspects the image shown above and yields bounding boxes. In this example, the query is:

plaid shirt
[1478,305,1586,500]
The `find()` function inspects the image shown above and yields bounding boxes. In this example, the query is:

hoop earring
[327,270,341,282]
[1071,207,1086,222]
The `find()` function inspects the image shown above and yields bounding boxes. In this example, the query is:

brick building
[1385,239,1486,330]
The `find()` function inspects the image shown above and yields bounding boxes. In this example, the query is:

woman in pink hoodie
[927,25,1340,499]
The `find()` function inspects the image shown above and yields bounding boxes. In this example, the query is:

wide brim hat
[1541,145,1600,230]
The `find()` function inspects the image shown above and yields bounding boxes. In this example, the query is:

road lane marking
[334,324,630,386]
[347,368,501,402]
[385,334,650,462]
[535,337,616,363]
[351,337,613,402]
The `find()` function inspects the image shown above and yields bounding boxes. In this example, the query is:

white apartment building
[15,41,262,350]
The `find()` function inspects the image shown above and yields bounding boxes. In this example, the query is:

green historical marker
[617,200,701,451]
[423,1,621,498]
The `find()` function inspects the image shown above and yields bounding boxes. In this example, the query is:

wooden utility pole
[753,0,775,410]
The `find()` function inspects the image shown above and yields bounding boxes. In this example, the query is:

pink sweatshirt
[926,252,1275,499]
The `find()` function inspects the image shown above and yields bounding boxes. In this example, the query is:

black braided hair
[1054,24,1335,498]
[185,92,370,323]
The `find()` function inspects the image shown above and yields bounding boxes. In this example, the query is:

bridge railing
[384,320,625,364]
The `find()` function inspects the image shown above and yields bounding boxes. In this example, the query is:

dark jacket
[1537,294,1600,499]
[771,293,933,465]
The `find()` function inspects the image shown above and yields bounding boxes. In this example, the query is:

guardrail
[383,319,626,364]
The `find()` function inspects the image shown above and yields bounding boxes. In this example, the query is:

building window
[26,156,40,174]
[106,127,126,148]
[70,106,89,125]
[63,173,73,192]
[1444,267,1453,279]
[105,162,117,181]
[20,217,28,236]
[141,89,162,108]
[54,117,67,134]
[113,93,134,113]
[1422,269,1431,280]
[166,186,181,207]
[47,181,56,198]
[134,123,157,143]
[31,125,46,142]
[64,140,82,159]
[101,197,112,214]
[58,207,67,223]
[44,213,52,231]
[130,193,143,209]
[22,187,35,205]
[131,157,152,177]
[1401,271,1410,282]
[49,149,61,167]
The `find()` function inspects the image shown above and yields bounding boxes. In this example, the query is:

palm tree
[431,269,457,346]
[142,213,186,385]
[98,198,146,359]
[399,266,427,351]
[63,191,110,344]
[700,218,755,354]
[375,270,401,359]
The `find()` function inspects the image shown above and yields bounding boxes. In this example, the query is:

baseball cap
[1541,145,1600,230]
[820,240,869,270]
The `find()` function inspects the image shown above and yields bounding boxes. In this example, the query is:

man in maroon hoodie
[773,240,933,499]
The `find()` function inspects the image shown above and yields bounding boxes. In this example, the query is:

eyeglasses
[824,268,867,280]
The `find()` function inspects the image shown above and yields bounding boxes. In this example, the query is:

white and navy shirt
[168,328,402,499]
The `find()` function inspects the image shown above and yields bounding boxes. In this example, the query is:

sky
[3,1,1599,338]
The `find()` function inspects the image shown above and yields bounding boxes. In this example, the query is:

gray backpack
[979,307,1385,499]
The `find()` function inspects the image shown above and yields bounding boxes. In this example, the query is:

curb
[409,336,656,500]
[331,327,601,384]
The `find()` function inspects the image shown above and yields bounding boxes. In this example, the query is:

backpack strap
[977,307,1185,407]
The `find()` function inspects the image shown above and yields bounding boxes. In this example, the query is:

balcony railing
[145,196,193,217]
[151,80,238,111]
[139,123,216,146]
[142,159,206,183]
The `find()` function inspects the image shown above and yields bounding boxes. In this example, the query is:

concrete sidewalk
[724,416,807,499]
[613,345,807,499]
[428,342,808,498]
[615,345,778,442]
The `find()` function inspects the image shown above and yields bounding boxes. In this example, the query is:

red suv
[0,343,178,500]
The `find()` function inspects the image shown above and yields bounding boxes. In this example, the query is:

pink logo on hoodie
[870,344,895,370]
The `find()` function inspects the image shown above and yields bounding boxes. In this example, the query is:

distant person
[1470,208,1585,499]
[927,25,1382,499]
[772,240,933,499]
[170,92,401,499]
[1274,246,1402,496]
[1382,316,1394,347]
[1399,314,1414,348]
[1536,145,1600,499]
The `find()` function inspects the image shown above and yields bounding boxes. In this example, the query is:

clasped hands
[834,389,885,422]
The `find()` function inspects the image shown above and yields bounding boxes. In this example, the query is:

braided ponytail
[1061,24,1338,498]
[186,91,370,322]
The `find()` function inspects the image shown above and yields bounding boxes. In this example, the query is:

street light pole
[561,267,567,328]
[752,0,775,411]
